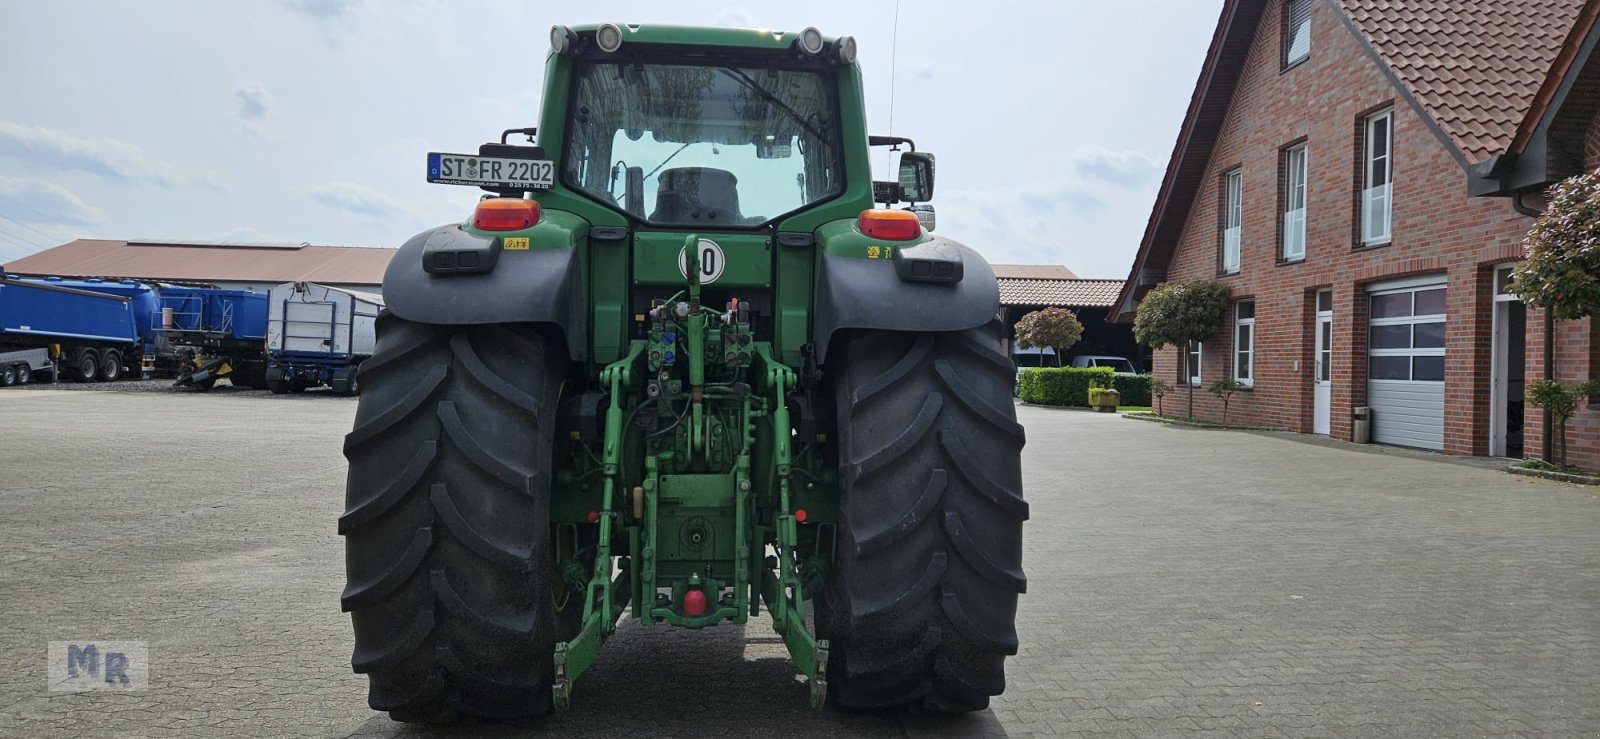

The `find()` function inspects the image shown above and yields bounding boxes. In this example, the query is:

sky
[0,0,1223,279]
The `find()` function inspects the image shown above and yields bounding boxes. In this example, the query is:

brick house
[1112,0,1600,469]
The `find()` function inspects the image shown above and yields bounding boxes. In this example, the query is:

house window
[1281,143,1308,261]
[1361,109,1393,245]
[1221,169,1242,273]
[1185,341,1203,386]
[1234,301,1255,385]
[1284,0,1311,67]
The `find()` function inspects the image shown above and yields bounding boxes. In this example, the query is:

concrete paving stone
[2,391,1599,736]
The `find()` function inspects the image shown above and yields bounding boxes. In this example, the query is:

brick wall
[1150,0,1538,457]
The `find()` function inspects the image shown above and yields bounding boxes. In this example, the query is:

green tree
[1013,307,1084,367]
[1509,171,1600,466]
[1207,378,1247,425]
[1150,376,1174,417]
[1526,379,1597,470]
[1133,280,1230,419]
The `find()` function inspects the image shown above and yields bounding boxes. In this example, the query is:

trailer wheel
[99,350,123,382]
[341,314,569,722]
[823,320,1027,712]
[1,365,15,387]
[73,350,100,382]
[17,364,32,384]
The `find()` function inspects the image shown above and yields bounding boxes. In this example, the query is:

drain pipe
[1512,189,1553,461]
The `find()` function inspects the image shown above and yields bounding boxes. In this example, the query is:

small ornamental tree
[1133,280,1231,419]
[1207,378,1247,425]
[1526,379,1597,470]
[1510,171,1600,466]
[1013,307,1084,367]
[1150,377,1174,416]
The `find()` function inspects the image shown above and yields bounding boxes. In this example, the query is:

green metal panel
[631,232,772,288]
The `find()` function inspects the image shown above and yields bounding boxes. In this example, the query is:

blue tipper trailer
[0,273,150,382]
[156,286,270,388]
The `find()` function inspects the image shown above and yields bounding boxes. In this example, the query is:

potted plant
[1089,380,1120,412]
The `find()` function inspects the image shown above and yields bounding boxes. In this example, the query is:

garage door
[1367,279,1446,450]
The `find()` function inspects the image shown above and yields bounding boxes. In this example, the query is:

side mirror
[908,203,936,232]
[898,151,935,202]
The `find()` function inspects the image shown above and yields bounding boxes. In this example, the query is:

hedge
[1114,374,1153,407]
[1018,369,1154,407]
[1017,367,1115,406]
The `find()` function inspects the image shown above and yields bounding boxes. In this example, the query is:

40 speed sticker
[678,238,725,284]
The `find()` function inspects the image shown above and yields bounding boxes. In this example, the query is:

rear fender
[382,213,588,361]
[812,221,998,364]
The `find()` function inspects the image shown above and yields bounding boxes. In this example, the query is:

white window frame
[1362,109,1393,246]
[1285,0,1312,66]
[1222,169,1242,273]
[1186,341,1203,386]
[1282,144,1307,261]
[1233,301,1255,386]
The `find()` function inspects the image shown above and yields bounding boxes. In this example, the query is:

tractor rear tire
[341,314,569,722]
[825,321,1028,712]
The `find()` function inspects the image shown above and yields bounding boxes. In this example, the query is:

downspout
[1512,189,1553,461]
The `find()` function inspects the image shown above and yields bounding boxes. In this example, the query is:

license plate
[427,152,554,189]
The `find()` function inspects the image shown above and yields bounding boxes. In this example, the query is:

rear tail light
[473,198,540,231]
[859,209,921,241]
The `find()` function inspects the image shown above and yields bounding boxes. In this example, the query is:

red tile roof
[1338,0,1587,163]
[999,278,1123,308]
[2,239,394,286]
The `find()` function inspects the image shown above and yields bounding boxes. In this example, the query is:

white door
[1489,266,1526,458]
[1366,278,1447,450]
[1314,292,1332,435]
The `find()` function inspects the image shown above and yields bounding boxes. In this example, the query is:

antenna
[885,0,901,176]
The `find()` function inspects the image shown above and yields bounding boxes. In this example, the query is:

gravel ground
[1,377,357,401]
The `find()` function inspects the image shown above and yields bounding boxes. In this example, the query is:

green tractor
[340,22,1026,720]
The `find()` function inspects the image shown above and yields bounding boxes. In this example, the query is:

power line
[0,226,44,251]
[0,213,60,244]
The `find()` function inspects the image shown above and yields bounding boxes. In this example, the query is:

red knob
[683,588,708,617]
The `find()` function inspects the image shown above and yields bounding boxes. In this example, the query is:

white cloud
[0,122,223,190]
[235,81,274,120]
[279,0,358,21]
[1070,148,1162,188]
[0,176,105,226]
[307,181,402,216]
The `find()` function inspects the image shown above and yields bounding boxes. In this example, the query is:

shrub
[1014,307,1084,366]
[1017,366,1115,407]
[1113,374,1153,407]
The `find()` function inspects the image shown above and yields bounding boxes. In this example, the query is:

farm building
[2,239,393,293]
[995,264,1142,369]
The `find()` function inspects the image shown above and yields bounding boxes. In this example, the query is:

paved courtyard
[0,388,1597,737]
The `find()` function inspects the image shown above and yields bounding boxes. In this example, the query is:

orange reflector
[858,208,921,241]
[585,510,600,523]
[794,508,808,523]
[473,198,540,231]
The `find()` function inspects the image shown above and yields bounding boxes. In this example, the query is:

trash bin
[1352,406,1371,444]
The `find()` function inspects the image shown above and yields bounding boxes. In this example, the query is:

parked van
[1069,355,1140,376]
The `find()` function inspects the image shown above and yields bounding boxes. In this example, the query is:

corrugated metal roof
[992,264,1079,280]
[999,278,1123,308]
[2,239,394,286]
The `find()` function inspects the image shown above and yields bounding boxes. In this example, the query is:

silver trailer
[265,282,384,395]
[0,347,53,386]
